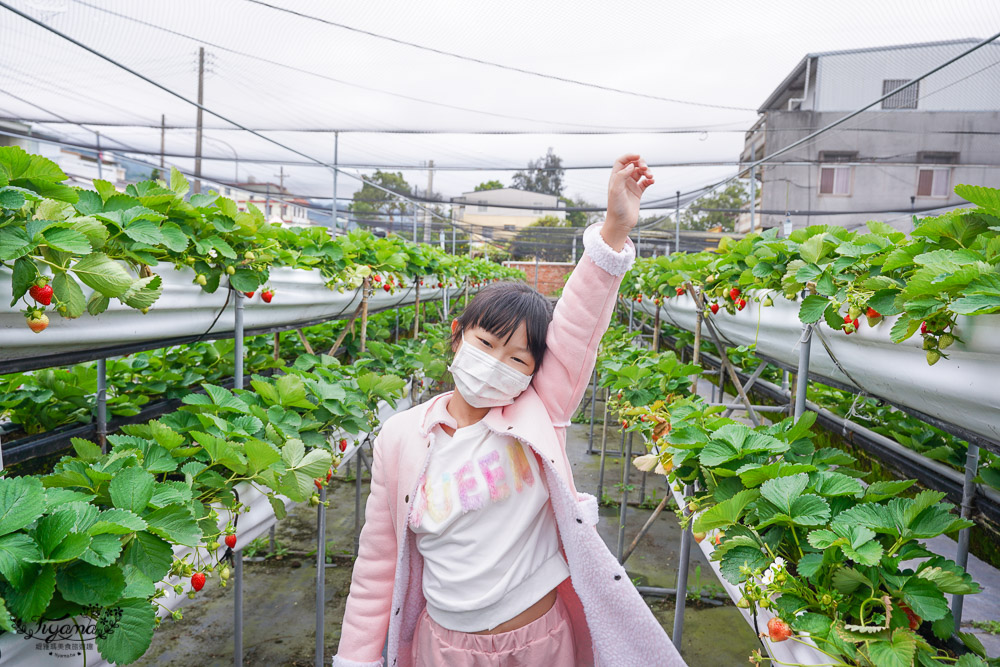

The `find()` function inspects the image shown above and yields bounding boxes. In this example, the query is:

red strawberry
[383,284,391,292]
[710,303,720,315]
[920,321,928,334]
[314,478,324,491]
[844,314,853,323]
[225,534,237,549]
[27,312,49,333]
[637,295,643,303]
[244,292,255,298]
[339,438,348,452]
[191,572,206,592]
[438,282,444,288]
[373,275,381,283]
[419,279,424,286]
[853,318,859,329]
[736,298,747,311]
[729,287,741,301]
[899,603,921,630]
[29,284,53,305]
[866,307,880,319]
[326,468,333,482]
[261,290,274,303]
[676,286,685,296]
[766,617,792,642]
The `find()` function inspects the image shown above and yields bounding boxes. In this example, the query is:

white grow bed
[0,264,459,363]
[0,383,415,666]
[671,485,835,666]
[636,294,1000,445]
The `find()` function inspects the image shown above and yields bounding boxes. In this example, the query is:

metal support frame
[96,358,107,453]
[794,323,812,420]
[233,290,244,667]
[953,443,980,626]
[597,388,610,502]
[315,484,327,666]
[616,432,633,562]
[672,484,693,647]
[587,368,598,454]
[354,448,364,558]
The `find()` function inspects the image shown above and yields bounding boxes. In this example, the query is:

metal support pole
[622,493,670,564]
[443,283,449,322]
[96,359,107,453]
[587,368,598,454]
[794,324,812,420]
[640,470,647,506]
[572,234,577,263]
[534,255,539,290]
[652,302,661,352]
[394,309,400,343]
[616,432,633,562]
[354,450,364,558]
[234,546,243,667]
[674,190,680,253]
[749,164,756,233]
[952,443,980,626]
[233,289,244,667]
[597,389,610,502]
[636,228,642,258]
[452,224,456,254]
[413,278,420,338]
[672,484,693,647]
[95,131,103,180]
[234,291,244,388]
[315,484,327,667]
[412,206,417,243]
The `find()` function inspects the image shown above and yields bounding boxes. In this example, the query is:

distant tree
[474,180,504,192]
[507,215,573,262]
[681,182,751,232]
[511,147,564,196]
[348,170,412,222]
[560,196,596,227]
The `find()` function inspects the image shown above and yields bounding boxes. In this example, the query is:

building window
[881,79,918,109]
[918,152,958,165]
[477,199,488,212]
[819,166,852,195]
[503,224,515,231]
[917,168,950,198]
[533,202,543,214]
[818,152,855,196]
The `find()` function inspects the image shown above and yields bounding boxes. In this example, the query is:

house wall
[503,261,575,296]
[814,44,1000,112]
[754,110,1000,232]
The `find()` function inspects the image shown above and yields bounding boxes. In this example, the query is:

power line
[66,0,718,134]
[243,0,756,113]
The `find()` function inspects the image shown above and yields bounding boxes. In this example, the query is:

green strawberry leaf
[0,476,46,537]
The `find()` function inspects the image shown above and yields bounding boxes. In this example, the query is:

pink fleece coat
[332,223,685,667]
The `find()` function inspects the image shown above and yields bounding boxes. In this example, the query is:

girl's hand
[602,154,654,251]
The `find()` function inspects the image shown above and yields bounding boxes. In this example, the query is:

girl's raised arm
[531,156,653,427]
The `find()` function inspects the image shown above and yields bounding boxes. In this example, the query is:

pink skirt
[411,591,579,666]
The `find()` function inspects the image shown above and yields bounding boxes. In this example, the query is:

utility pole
[331,131,339,234]
[422,160,434,244]
[96,131,103,180]
[675,190,681,253]
[194,46,205,194]
[160,114,165,169]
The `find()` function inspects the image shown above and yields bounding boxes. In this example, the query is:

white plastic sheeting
[0,264,455,363]
[669,486,830,666]
[636,293,1000,445]
[0,384,414,667]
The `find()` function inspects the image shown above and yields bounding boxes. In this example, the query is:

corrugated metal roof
[757,38,998,113]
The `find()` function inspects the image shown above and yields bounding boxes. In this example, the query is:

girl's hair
[451,282,553,369]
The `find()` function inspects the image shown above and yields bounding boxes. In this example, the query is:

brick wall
[503,261,576,296]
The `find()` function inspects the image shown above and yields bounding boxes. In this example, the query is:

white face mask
[448,333,533,408]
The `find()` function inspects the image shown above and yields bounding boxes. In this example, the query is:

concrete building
[451,188,565,240]
[741,39,1000,232]
[222,180,313,227]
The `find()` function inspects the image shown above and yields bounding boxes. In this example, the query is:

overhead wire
[242,0,756,113]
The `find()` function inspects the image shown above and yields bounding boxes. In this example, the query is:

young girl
[332,155,684,667]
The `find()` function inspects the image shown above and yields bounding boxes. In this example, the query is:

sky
[1,0,999,211]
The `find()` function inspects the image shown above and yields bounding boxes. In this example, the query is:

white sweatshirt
[408,419,570,632]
